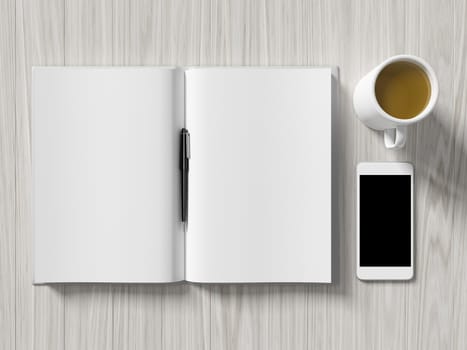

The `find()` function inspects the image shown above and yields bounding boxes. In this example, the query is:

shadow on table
[414,111,467,208]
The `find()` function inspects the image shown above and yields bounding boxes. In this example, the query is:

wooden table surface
[1,0,466,349]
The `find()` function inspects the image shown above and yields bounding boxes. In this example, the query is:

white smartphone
[357,162,414,280]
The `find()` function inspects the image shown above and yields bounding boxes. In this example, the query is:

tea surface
[375,62,431,119]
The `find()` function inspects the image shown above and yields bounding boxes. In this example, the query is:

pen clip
[180,128,190,168]
[185,132,190,159]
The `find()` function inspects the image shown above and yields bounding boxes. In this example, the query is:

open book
[33,67,335,283]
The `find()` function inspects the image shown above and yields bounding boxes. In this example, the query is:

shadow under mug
[353,55,439,149]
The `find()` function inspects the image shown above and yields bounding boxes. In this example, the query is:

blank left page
[33,67,184,283]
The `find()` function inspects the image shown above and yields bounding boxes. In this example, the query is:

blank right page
[185,68,333,283]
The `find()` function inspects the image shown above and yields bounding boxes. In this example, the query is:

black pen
[180,128,190,222]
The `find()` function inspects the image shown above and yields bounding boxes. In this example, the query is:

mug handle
[384,126,407,149]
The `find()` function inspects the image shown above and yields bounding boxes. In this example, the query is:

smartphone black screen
[359,175,411,267]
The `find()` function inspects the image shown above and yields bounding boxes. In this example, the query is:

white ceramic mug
[353,55,439,149]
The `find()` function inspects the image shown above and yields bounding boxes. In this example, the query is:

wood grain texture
[162,284,210,349]
[0,0,15,349]
[64,286,112,349]
[409,0,467,349]
[113,285,163,350]
[15,0,65,349]
[1,0,467,349]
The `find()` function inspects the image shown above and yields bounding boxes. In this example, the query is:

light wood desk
[1,0,466,349]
